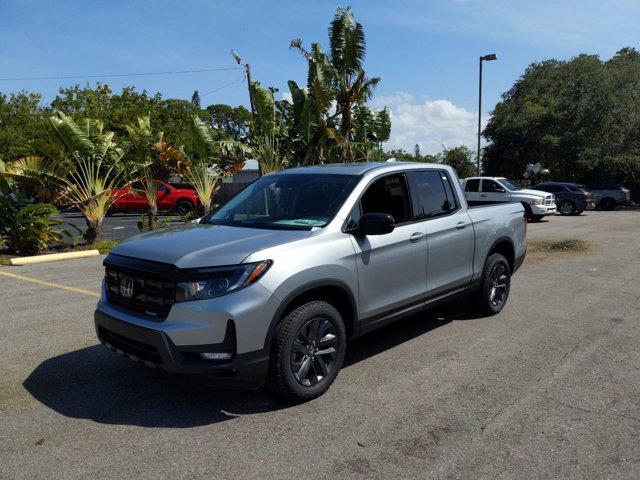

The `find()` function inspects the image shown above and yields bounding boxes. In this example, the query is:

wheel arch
[487,237,515,273]
[263,280,357,351]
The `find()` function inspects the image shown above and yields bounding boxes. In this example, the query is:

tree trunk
[83,217,103,244]
[147,205,157,230]
[339,102,354,162]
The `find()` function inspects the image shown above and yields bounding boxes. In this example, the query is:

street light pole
[231,50,256,119]
[477,53,498,176]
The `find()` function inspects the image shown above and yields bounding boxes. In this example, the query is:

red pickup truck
[109,180,199,215]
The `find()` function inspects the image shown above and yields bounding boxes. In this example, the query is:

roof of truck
[272,162,442,176]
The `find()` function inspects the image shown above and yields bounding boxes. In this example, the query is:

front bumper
[95,310,269,388]
[530,204,556,215]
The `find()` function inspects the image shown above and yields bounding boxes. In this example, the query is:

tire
[267,300,346,402]
[522,203,534,221]
[532,215,544,222]
[471,253,511,316]
[559,200,576,216]
[175,200,194,215]
[600,198,616,211]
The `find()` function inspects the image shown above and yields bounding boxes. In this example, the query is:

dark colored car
[585,184,631,210]
[533,182,595,216]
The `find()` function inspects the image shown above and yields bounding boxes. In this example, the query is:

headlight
[176,260,271,302]
[531,198,543,205]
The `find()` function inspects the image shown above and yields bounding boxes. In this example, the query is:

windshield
[206,173,359,230]
[497,178,522,191]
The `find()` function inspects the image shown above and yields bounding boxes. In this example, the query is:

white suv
[462,177,556,221]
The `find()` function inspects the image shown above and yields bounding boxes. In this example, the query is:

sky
[1,0,639,154]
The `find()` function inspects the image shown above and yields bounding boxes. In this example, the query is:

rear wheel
[472,253,511,316]
[267,301,346,402]
[600,197,616,211]
[559,200,576,216]
[175,200,194,215]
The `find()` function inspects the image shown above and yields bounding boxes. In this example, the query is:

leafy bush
[0,191,73,254]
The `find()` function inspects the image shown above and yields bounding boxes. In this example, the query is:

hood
[111,222,312,268]
[512,188,549,198]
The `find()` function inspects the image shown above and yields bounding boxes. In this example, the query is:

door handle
[456,222,468,230]
[480,194,487,198]
[410,232,425,242]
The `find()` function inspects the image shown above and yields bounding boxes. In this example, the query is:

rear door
[464,178,482,203]
[349,173,428,320]
[407,170,475,295]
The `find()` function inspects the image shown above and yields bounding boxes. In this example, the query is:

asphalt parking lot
[1,211,639,479]
[58,211,184,240]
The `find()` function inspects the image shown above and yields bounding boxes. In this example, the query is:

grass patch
[78,239,121,254]
[0,255,12,266]
[529,239,590,254]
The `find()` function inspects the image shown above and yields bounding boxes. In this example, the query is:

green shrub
[0,190,73,255]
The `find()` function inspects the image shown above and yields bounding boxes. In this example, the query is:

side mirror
[356,213,395,235]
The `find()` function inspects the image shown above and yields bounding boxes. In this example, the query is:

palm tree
[290,7,381,163]
[329,7,380,161]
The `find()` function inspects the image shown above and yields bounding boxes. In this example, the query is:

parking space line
[0,270,100,298]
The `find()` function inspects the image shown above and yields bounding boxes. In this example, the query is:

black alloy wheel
[488,262,510,309]
[290,317,338,387]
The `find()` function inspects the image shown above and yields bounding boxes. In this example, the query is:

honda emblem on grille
[119,276,134,298]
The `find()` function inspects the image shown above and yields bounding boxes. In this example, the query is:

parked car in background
[585,184,631,210]
[533,182,595,216]
[95,163,526,401]
[462,177,555,221]
[109,180,199,216]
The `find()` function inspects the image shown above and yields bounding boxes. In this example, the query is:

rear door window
[465,179,480,192]
[407,170,454,220]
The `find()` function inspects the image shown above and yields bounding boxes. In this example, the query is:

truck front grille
[105,266,175,319]
[545,195,554,205]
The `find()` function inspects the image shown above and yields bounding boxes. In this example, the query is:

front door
[349,173,428,320]
[479,179,508,203]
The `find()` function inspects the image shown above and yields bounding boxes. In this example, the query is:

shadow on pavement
[23,302,479,428]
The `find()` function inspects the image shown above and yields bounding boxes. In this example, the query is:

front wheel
[472,253,511,316]
[268,301,346,402]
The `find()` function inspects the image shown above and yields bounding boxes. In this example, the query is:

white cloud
[280,91,292,103]
[374,91,480,155]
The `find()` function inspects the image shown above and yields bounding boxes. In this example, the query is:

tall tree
[483,48,640,184]
[191,90,201,108]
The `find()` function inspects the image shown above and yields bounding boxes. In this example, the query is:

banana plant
[183,116,251,213]
[4,112,130,243]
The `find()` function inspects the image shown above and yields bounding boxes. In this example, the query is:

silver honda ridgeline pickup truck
[95,163,526,401]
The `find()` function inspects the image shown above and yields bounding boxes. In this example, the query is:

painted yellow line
[0,270,100,298]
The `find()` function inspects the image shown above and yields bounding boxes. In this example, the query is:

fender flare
[262,279,358,351]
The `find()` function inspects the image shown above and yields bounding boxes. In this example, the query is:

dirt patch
[525,239,593,265]
[529,239,590,253]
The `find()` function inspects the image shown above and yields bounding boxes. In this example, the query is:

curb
[9,250,101,266]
